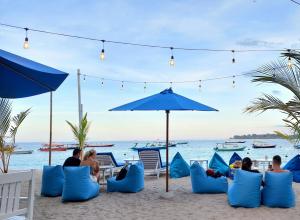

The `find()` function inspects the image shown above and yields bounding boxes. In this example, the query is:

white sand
[29,171,300,220]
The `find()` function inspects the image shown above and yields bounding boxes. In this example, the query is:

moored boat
[12,150,33,154]
[131,142,176,151]
[176,141,189,145]
[214,143,246,151]
[39,147,67,152]
[225,140,246,144]
[42,143,65,147]
[85,144,114,148]
[252,141,276,149]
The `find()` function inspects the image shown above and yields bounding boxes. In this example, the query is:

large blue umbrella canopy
[0,49,68,98]
[0,49,68,165]
[110,88,218,192]
[110,88,218,111]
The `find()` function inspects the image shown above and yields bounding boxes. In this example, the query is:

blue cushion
[107,162,144,193]
[209,153,230,176]
[41,165,64,197]
[228,169,262,208]
[284,155,300,183]
[170,152,190,178]
[190,162,228,193]
[62,166,100,202]
[262,172,295,208]
[229,152,242,165]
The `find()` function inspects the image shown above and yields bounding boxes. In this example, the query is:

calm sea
[9,139,300,170]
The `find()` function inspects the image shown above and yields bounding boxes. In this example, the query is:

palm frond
[0,98,12,137]
[251,60,300,100]
[9,108,31,144]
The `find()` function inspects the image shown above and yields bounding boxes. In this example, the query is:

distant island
[231,133,281,139]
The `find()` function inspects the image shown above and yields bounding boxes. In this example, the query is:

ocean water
[8,139,300,170]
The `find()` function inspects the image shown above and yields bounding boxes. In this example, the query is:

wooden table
[190,159,209,169]
[124,159,141,165]
[252,159,272,171]
[99,165,114,185]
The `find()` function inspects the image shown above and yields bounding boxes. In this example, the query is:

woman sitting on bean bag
[80,149,100,182]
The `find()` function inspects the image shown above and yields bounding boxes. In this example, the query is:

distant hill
[231,133,281,139]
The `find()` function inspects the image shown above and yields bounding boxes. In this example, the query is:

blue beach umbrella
[0,49,68,165]
[110,88,218,192]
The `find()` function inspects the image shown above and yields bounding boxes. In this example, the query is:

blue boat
[131,142,176,151]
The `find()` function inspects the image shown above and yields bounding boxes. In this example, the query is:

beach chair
[0,170,35,220]
[138,148,166,179]
[96,152,125,176]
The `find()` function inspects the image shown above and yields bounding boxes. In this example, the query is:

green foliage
[0,98,30,173]
[66,113,90,151]
[245,51,300,144]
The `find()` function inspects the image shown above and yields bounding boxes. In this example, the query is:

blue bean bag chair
[262,171,295,208]
[190,162,228,193]
[209,153,230,176]
[62,166,100,202]
[284,155,300,183]
[170,152,190,178]
[41,165,64,197]
[229,152,242,165]
[107,162,144,193]
[228,169,262,208]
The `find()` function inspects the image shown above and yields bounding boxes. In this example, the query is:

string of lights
[0,22,299,67]
[290,0,300,6]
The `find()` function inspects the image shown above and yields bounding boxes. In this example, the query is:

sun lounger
[138,148,166,179]
[96,152,125,176]
[0,170,35,220]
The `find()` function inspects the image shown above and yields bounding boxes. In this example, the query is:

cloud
[236,38,283,48]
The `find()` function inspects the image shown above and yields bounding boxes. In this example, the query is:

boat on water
[42,143,65,147]
[39,147,67,152]
[252,141,276,149]
[176,141,189,145]
[12,150,33,154]
[85,144,114,148]
[214,143,246,152]
[294,144,300,149]
[225,140,246,144]
[131,142,176,151]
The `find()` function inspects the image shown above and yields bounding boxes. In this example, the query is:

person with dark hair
[241,157,259,173]
[63,148,82,167]
[270,155,287,173]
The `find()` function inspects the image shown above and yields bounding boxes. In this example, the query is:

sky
[0,0,300,142]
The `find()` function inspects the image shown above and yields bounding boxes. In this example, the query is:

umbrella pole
[49,92,52,166]
[166,110,170,192]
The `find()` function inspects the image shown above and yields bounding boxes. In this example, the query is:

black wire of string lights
[290,0,300,6]
[0,22,295,55]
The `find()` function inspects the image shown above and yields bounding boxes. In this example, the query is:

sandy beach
[27,170,300,220]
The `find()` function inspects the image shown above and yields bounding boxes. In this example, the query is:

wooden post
[49,92,52,166]
[166,110,170,192]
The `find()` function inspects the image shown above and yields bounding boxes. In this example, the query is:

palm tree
[245,50,300,143]
[66,113,90,156]
[0,98,30,173]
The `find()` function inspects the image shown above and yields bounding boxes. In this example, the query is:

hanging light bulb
[144,82,147,92]
[232,75,236,88]
[100,40,105,61]
[198,80,202,92]
[23,28,29,49]
[169,47,175,67]
[83,75,86,80]
[231,50,235,63]
[121,81,124,90]
[101,78,104,86]
[170,82,173,88]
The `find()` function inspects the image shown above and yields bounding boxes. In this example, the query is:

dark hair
[73,148,82,156]
[273,155,281,165]
[242,157,252,171]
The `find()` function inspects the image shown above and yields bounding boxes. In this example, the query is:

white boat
[252,141,276,149]
[214,143,246,151]
[12,150,33,154]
